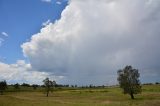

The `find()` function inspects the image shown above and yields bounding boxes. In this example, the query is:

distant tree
[0,80,7,95]
[155,82,159,85]
[43,78,56,97]
[74,85,77,88]
[21,83,30,87]
[89,84,93,88]
[32,84,39,90]
[14,83,20,90]
[117,65,142,99]
[41,85,45,87]
[65,85,69,87]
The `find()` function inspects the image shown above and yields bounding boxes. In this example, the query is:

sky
[0,0,68,63]
[0,0,160,85]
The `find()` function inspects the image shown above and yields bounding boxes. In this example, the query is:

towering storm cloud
[22,0,160,85]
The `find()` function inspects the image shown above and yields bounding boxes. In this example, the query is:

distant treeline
[143,82,160,85]
[8,83,107,88]
[6,82,160,88]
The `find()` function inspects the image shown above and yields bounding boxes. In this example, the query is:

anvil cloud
[2,0,160,85]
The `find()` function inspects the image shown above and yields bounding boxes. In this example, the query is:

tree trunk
[46,86,49,97]
[46,91,49,97]
[130,92,134,99]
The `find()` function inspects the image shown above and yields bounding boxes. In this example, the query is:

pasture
[0,85,160,106]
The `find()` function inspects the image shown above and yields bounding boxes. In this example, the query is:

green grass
[0,85,160,106]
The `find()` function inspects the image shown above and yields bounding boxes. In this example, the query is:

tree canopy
[117,65,142,99]
[43,78,56,97]
[0,80,7,95]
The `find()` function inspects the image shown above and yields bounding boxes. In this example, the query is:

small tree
[117,65,141,99]
[43,78,56,97]
[32,84,38,90]
[14,83,20,90]
[0,80,7,95]
[21,83,30,87]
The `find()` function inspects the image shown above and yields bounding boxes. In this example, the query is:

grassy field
[0,85,160,106]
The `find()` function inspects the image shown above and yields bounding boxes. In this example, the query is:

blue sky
[0,0,68,64]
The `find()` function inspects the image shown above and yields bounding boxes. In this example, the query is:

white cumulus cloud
[0,60,63,84]
[0,32,8,47]
[56,1,62,5]
[41,0,52,3]
[42,19,51,27]
[22,0,160,85]
[1,32,8,37]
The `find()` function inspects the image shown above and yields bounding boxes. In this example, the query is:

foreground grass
[0,85,160,106]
